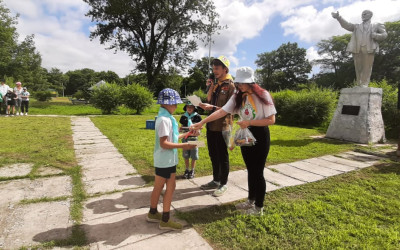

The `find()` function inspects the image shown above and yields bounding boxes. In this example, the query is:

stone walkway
[0,116,395,249]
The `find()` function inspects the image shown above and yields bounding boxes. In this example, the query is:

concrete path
[0,115,396,249]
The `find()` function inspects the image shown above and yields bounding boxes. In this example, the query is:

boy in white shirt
[147,88,197,230]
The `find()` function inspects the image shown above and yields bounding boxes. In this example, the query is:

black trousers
[21,100,29,113]
[207,130,229,185]
[240,126,270,208]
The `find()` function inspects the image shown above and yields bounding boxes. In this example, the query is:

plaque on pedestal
[326,87,385,144]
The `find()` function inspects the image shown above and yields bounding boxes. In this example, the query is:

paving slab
[339,151,382,163]
[320,155,370,168]
[228,169,280,193]
[287,161,343,177]
[75,146,119,156]
[172,179,220,212]
[0,176,72,206]
[83,207,187,249]
[264,168,305,187]
[77,152,126,162]
[84,175,145,194]
[304,158,356,172]
[73,142,116,150]
[121,228,213,250]
[82,165,136,181]
[270,163,324,182]
[35,166,65,176]
[74,138,111,145]
[0,201,72,249]
[0,163,33,177]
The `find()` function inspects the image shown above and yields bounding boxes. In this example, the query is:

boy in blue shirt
[147,88,196,230]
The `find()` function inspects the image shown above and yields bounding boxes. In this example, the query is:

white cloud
[281,0,400,43]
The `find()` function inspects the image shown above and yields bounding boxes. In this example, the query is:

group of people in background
[0,79,30,116]
[148,55,277,231]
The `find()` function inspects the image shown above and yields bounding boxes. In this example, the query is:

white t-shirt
[0,84,10,97]
[222,90,277,120]
[153,116,178,168]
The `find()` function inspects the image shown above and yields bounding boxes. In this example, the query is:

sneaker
[146,212,162,223]
[16,112,19,116]
[244,206,264,216]
[159,219,183,230]
[200,180,220,190]
[188,170,195,179]
[183,169,190,179]
[25,113,28,116]
[235,199,255,210]
[213,185,228,197]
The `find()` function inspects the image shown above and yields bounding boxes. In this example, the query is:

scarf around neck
[212,73,233,93]
[158,107,179,147]
[242,90,257,114]
[184,111,198,127]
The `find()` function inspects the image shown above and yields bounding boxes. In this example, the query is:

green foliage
[121,83,153,114]
[272,87,337,127]
[90,82,121,114]
[33,90,52,102]
[370,79,399,138]
[256,42,312,91]
[192,88,208,102]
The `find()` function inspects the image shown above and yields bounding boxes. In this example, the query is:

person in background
[14,82,23,116]
[191,66,276,215]
[179,101,202,179]
[0,79,10,115]
[147,88,197,231]
[21,87,30,115]
[5,89,17,116]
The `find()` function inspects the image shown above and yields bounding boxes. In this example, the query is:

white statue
[332,10,387,87]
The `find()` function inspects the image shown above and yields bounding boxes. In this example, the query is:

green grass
[28,97,187,116]
[90,115,355,183]
[178,162,400,249]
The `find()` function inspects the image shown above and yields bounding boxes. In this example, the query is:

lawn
[178,162,400,249]
[90,115,355,182]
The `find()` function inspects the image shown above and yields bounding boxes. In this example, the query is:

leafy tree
[181,57,213,95]
[90,82,121,114]
[121,83,153,114]
[0,0,18,78]
[95,70,122,85]
[65,68,97,97]
[256,42,312,91]
[84,0,223,90]
[47,68,68,96]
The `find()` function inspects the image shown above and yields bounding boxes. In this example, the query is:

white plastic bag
[234,128,256,146]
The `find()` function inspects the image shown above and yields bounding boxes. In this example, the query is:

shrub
[370,80,399,139]
[272,88,337,127]
[192,88,208,103]
[34,91,53,102]
[73,90,86,100]
[90,83,121,114]
[121,83,153,114]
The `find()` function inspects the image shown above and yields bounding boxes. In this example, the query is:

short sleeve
[262,91,277,118]
[157,117,171,138]
[222,95,237,114]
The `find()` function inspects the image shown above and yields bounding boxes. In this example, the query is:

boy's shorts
[182,138,199,160]
[155,166,176,179]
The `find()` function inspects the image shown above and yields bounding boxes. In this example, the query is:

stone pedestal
[326,87,385,144]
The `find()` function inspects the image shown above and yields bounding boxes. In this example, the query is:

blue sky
[3,0,400,77]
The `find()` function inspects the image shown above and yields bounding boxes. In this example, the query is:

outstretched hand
[190,122,203,131]
[331,11,339,19]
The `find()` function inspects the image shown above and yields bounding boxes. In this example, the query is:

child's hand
[182,143,196,150]
[190,122,203,131]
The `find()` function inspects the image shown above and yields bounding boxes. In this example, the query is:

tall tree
[256,42,312,91]
[0,0,18,78]
[84,0,223,91]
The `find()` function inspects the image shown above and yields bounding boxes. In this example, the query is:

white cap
[234,66,255,84]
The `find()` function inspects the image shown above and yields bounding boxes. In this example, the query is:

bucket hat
[234,66,255,84]
[183,100,197,112]
[157,88,183,105]
[212,55,230,72]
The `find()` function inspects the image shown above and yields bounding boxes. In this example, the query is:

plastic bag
[234,128,256,146]
[222,124,232,148]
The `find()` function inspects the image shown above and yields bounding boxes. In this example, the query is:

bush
[192,88,208,103]
[90,83,121,114]
[73,90,86,100]
[370,80,399,139]
[272,88,337,127]
[34,91,53,102]
[121,83,153,114]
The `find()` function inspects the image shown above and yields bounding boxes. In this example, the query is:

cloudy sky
[3,0,400,77]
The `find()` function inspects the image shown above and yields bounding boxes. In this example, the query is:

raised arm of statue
[332,11,355,32]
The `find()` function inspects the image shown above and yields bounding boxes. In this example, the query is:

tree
[47,68,68,96]
[181,57,212,95]
[84,0,223,91]
[0,0,18,78]
[65,68,97,96]
[256,42,312,91]
[312,34,355,89]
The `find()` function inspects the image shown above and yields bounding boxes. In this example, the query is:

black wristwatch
[212,106,216,112]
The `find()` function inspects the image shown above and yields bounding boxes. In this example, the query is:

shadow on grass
[271,138,351,147]
[374,162,400,175]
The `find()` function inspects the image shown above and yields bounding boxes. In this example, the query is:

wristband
[212,106,216,112]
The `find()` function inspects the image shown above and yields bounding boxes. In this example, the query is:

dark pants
[207,130,230,185]
[240,126,270,208]
[21,100,29,113]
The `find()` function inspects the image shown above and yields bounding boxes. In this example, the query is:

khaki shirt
[207,79,235,132]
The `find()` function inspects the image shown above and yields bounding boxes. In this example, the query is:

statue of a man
[332,10,387,87]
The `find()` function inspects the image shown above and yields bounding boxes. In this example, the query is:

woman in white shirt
[191,66,276,215]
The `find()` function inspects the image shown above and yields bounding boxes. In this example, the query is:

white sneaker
[16,112,19,116]
[213,185,228,197]
[244,206,264,216]
[235,199,255,210]
[25,113,28,116]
